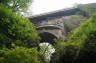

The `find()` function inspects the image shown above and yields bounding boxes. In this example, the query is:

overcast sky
[28,0,96,15]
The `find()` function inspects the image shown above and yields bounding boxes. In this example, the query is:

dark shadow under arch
[39,32,57,45]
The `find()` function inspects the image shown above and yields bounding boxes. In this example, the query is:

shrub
[0,47,40,63]
[63,21,72,35]
[0,5,40,48]
[51,14,96,63]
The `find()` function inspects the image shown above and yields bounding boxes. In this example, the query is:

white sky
[28,0,96,15]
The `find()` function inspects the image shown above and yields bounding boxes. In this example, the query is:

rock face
[28,8,86,43]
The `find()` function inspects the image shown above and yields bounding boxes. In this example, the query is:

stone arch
[36,25,63,30]
[39,32,57,45]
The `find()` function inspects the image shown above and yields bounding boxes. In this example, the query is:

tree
[51,14,96,63]
[0,5,40,48]
[0,47,40,63]
[0,0,32,13]
[63,21,72,36]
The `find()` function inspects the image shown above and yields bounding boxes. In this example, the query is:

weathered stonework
[28,8,85,42]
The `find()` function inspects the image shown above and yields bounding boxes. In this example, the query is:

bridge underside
[39,32,57,45]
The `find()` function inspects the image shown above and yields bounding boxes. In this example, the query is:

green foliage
[0,33,12,48]
[38,50,49,63]
[40,43,55,60]
[52,14,96,63]
[0,47,40,63]
[0,0,32,12]
[69,15,84,19]
[63,21,72,35]
[0,5,40,48]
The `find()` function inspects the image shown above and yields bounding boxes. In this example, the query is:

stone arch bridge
[29,8,85,43]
